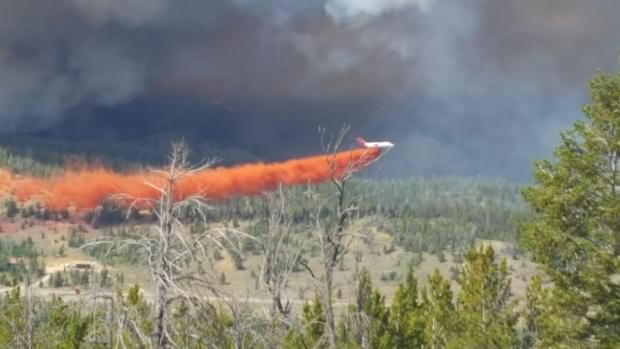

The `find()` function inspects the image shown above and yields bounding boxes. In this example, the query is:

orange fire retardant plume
[1,148,381,211]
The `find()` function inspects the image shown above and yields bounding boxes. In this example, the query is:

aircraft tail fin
[356,137,366,147]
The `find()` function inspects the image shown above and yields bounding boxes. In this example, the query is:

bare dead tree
[83,141,243,348]
[299,125,380,349]
[257,186,306,347]
[224,296,264,349]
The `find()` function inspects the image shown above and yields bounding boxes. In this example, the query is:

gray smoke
[0,0,618,178]
[325,0,436,21]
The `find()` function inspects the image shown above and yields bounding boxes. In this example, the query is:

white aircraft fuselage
[356,137,394,150]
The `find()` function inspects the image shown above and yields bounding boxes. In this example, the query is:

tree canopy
[521,68,620,347]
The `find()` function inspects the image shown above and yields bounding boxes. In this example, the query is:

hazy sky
[1,0,619,178]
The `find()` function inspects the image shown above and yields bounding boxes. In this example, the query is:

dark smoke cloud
[0,0,619,178]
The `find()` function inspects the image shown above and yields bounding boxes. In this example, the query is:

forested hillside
[0,69,617,348]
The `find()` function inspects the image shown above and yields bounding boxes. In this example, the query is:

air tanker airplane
[356,137,394,150]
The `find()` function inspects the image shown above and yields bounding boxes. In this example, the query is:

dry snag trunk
[153,157,177,349]
[149,142,222,349]
[300,126,380,349]
[84,141,235,349]
[258,186,305,347]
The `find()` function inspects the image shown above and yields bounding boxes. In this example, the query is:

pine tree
[125,283,154,344]
[421,269,455,348]
[521,68,620,346]
[52,271,64,288]
[4,198,18,218]
[285,293,326,349]
[520,275,561,348]
[389,266,424,348]
[127,283,142,306]
[172,300,192,348]
[36,296,89,348]
[99,268,110,288]
[0,285,26,348]
[451,245,517,348]
[352,268,390,348]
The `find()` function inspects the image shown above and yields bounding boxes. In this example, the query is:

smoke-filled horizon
[1,0,619,179]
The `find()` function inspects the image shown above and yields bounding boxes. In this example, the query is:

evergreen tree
[127,283,142,306]
[79,270,89,286]
[521,68,620,346]
[99,268,110,288]
[451,245,517,348]
[172,299,192,348]
[520,275,557,348]
[421,269,455,348]
[0,285,26,348]
[285,294,326,348]
[52,271,64,288]
[4,198,18,219]
[351,268,390,348]
[125,284,155,344]
[36,296,89,348]
[389,266,424,348]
